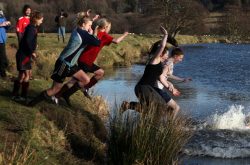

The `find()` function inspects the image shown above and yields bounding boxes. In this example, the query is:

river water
[92,43,250,164]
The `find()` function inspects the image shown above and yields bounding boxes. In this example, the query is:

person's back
[137,62,163,87]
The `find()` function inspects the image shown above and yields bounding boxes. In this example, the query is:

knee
[174,104,180,114]
[95,69,104,79]
[24,75,30,82]
[78,77,90,88]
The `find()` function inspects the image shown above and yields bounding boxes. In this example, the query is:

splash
[210,105,248,130]
[184,105,250,158]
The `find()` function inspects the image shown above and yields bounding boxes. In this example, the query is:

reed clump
[108,100,192,165]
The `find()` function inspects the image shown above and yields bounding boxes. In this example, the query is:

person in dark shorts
[16,5,34,80]
[12,11,43,101]
[54,18,129,105]
[28,12,101,106]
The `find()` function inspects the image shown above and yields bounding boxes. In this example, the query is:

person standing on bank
[0,10,11,78]
[16,4,31,44]
[55,9,68,43]
[28,13,101,106]
[12,11,44,101]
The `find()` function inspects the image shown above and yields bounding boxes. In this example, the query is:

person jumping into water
[28,12,101,106]
[54,17,129,106]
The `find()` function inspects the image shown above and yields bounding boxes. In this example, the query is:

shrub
[108,101,192,165]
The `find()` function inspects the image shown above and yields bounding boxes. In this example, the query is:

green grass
[0,77,109,164]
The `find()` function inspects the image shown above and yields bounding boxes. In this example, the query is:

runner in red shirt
[55,18,129,105]
[16,4,31,43]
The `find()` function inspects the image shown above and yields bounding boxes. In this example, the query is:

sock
[55,84,70,98]
[62,83,81,106]
[84,77,98,89]
[21,81,29,98]
[62,83,81,99]
[12,80,21,96]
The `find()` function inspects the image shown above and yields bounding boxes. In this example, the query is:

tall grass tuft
[0,140,36,165]
[108,101,192,165]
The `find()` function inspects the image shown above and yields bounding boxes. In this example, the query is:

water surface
[92,43,250,164]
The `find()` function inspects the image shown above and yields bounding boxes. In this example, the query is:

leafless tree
[147,0,208,37]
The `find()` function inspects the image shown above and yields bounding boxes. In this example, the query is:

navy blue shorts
[153,87,172,103]
[78,62,100,73]
[51,60,77,83]
[16,51,32,71]
[134,85,171,106]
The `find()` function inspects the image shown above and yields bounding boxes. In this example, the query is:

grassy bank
[0,77,109,164]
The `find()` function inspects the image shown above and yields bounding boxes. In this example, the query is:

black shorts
[153,87,172,103]
[134,84,171,105]
[16,51,32,71]
[51,60,78,83]
[78,62,100,73]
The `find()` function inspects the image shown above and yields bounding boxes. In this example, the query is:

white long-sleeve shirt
[156,58,174,89]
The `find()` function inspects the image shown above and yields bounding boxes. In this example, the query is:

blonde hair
[76,12,91,26]
[92,18,111,30]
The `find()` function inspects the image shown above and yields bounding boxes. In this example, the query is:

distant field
[5,32,227,80]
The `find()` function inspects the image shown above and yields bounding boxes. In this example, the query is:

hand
[3,21,11,26]
[6,21,11,26]
[93,25,99,36]
[92,14,100,21]
[124,32,129,36]
[32,53,37,58]
[172,88,180,96]
[160,25,168,36]
[86,9,92,16]
[183,77,192,83]
[88,27,93,34]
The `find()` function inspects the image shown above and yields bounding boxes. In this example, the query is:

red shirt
[16,16,30,33]
[78,31,113,66]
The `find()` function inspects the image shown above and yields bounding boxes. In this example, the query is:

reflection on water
[92,43,250,164]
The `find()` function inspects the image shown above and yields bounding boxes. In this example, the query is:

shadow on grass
[39,103,108,164]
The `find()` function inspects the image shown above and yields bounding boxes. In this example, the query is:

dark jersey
[18,24,37,55]
[137,62,163,87]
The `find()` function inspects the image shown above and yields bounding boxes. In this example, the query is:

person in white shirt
[154,47,192,117]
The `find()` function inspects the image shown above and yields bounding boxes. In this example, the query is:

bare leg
[47,81,63,96]
[166,99,180,119]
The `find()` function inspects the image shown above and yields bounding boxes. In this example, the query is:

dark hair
[148,41,168,61]
[30,11,43,24]
[22,4,31,14]
[167,36,178,47]
[149,35,178,55]
[170,47,184,57]
[149,41,168,54]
